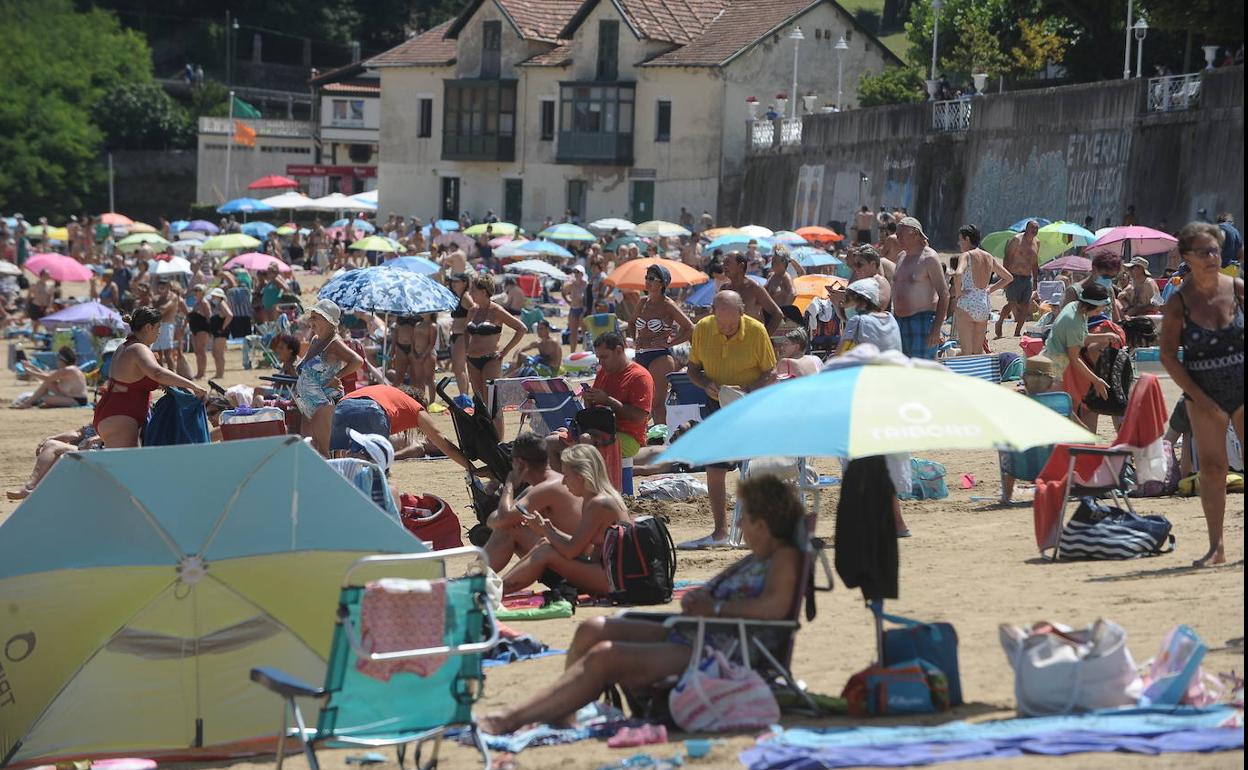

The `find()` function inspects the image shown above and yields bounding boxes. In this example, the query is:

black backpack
[1083,346,1136,416]
[601,515,677,605]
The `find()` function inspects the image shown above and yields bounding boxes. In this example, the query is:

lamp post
[1123,0,1133,79]
[835,34,849,109]
[929,0,943,99]
[1133,18,1149,78]
[788,26,804,119]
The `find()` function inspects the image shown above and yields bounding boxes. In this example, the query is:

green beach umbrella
[200,233,262,251]
[115,233,171,252]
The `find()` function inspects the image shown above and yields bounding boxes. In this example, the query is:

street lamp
[1133,18,1149,78]
[835,34,849,110]
[1123,0,1134,79]
[929,0,943,99]
[788,26,804,120]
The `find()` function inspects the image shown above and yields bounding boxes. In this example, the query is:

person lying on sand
[477,474,803,735]
[483,431,583,574]
[7,425,103,500]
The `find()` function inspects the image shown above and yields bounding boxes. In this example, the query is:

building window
[482,20,502,78]
[443,80,518,161]
[418,98,433,137]
[557,83,635,164]
[332,99,365,126]
[566,179,587,219]
[655,100,671,142]
[540,99,555,140]
[596,20,619,81]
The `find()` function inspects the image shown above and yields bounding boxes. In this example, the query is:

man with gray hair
[893,217,948,359]
[997,219,1040,338]
[681,290,777,549]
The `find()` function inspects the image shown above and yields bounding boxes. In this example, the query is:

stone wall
[110,150,197,223]
[735,66,1244,247]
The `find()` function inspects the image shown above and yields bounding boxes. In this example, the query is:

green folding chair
[250,548,499,770]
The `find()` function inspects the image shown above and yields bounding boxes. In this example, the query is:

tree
[907,0,1072,81]
[94,83,195,151]
[0,0,152,215]
[1010,19,1070,75]
[858,66,928,107]
[942,4,1010,76]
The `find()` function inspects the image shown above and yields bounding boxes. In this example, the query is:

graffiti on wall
[1065,130,1132,227]
[964,148,1068,233]
[882,157,915,210]
[792,165,825,229]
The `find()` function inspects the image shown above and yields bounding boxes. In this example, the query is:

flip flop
[677,534,732,550]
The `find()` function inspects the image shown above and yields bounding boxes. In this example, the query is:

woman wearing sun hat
[1042,282,1122,414]
[294,298,363,455]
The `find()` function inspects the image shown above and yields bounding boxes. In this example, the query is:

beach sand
[0,278,1241,770]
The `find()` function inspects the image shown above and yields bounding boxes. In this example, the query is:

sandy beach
[1,279,1241,770]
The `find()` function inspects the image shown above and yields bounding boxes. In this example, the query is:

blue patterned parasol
[318,265,457,315]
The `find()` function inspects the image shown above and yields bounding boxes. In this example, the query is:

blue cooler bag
[876,607,963,706]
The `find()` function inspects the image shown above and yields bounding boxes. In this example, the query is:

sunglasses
[1184,247,1221,259]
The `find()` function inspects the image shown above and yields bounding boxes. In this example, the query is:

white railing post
[1146,73,1201,112]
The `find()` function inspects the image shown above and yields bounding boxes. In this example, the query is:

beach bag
[1139,625,1208,707]
[669,625,779,732]
[601,515,676,605]
[877,609,963,705]
[1082,345,1135,416]
[1000,619,1140,716]
[898,458,948,500]
[1134,440,1180,497]
[842,659,949,717]
[399,493,463,551]
[1057,498,1174,560]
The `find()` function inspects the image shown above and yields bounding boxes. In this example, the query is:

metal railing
[199,116,313,138]
[1147,73,1201,112]
[750,119,775,150]
[780,118,803,146]
[932,99,972,132]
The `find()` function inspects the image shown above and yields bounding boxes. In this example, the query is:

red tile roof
[519,42,574,67]
[365,20,457,67]
[643,0,817,66]
[502,0,584,42]
[322,82,382,95]
[561,0,728,44]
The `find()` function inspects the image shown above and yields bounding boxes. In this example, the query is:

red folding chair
[220,407,288,441]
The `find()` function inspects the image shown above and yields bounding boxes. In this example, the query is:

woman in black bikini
[465,273,525,433]
[186,285,212,380]
[1160,222,1244,568]
[391,314,438,403]
[205,288,233,381]
[632,263,693,427]
[448,272,474,402]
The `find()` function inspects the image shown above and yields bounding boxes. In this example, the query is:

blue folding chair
[942,353,1003,383]
[517,377,583,436]
[665,371,710,424]
[1000,391,1073,492]
[251,548,499,770]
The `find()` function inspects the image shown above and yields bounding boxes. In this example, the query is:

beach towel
[355,578,447,681]
[143,387,210,447]
[483,633,566,668]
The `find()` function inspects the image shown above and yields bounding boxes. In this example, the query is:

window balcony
[556,82,635,166]
[442,79,517,162]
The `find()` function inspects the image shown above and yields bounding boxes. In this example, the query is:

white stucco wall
[376,65,453,219]
[196,119,314,204]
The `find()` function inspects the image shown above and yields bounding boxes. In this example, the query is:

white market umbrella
[153,257,193,276]
[589,218,636,232]
[262,192,315,210]
[504,259,568,280]
[306,193,364,213]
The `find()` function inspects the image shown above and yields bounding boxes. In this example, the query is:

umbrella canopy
[589,218,635,232]
[789,246,843,268]
[489,234,521,248]
[24,253,94,282]
[686,274,763,308]
[201,233,262,252]
[604,257,709,291]
[706,234,773,254]
[98,212,133,226]
[348,198,378,213]
[386,255,440,275]
[240,221,277,239]
[738,224,774,238]
[349,235,400,253]
[1085,226,1177,257]
[25,226,70,242]
[176,229,206,241]
[539,223,597,242]
[116,233,171,252]
[1038,221,1097,244]
[0,259,22,276]
[351,189,379,204]
[0,437,426,765]
[796,226,844,245]
[223,252,292,273]
[153,256,193,276]
[1041,255,1094,273]
[306,193,363,212]
[1009,217,1053,232]
[606,235,651,252]
[433,232,475,253]
[217,198,275,215]
[515,239,573,259]
[794,273,847,296]
[463,221,518,237]
[185,220,220,234]
[634,220,691,238]
[261,192,315,210]
[247,174,299,190]
[126,222,158,234]
[319,265,459,315]
[169,240,201,254]
[504,259,569,280]
[422,219,460,235]
[702,226,744,240]
[169,219,190,233]
[980,230,1070,265]
[771,230,808,246]
[39,301,124,329]
[331,218,376,233]
[657,358,1098,465]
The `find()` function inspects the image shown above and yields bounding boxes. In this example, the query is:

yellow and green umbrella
[657,360,1097,465]
[982,223,1088,266]
[463,221,518,237]
[200,233,262,251]
[348,235,400,252]
[116,232,172,252]
[0,437,427,764]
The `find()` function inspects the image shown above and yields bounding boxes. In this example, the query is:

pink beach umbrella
[1085,226,1177,257]
[24,253,93,282]
[222,252,292,273]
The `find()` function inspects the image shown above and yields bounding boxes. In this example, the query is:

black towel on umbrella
[834,455,899,600]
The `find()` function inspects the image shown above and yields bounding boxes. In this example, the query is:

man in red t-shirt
[547,331,653,470]
[330,384,473,470]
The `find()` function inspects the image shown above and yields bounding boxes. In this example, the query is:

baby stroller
[435,377,513,546]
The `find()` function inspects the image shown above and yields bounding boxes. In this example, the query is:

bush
[94,82,195,151]
[858,66,928,107]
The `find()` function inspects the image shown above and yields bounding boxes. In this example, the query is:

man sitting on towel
[483,431,583,574]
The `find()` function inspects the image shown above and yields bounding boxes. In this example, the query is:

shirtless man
[765,250,798,308]
[27,269,56,328]
[561,265,588,352]
[444,248,469,276]
[997,220,1041,338]
[15,346,89,408]
[893,217,949,359]
[854,206,876,245]
[483,431,582,575]
[150,281,181,369]
[724,251,783,334]
[511,319,563,375]
[878,220,901,281]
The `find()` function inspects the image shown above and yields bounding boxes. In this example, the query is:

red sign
[286,164,376,178]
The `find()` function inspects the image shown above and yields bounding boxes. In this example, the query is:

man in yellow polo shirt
[681,290,777,549]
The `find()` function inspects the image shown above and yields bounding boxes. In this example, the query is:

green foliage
[0,0,153,215]
[858,66,928,106]
[942,2,1010,75]
[1140,0,1240,43]
[93,83,195,151]
[189,81,232,118]
[906,0,1071,79]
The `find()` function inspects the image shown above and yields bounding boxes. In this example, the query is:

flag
[231,96,261,119]
[233,120,256,148]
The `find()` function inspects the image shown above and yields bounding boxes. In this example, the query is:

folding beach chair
[517,377,582,436]
[999,391,1073,490]
[665,371,710,428]
[327,457,402,522]
[941,353,1002,383]
[616,524,834,720]
[220,406,288,441]
[250,548,499,770]
[583,312,618,346]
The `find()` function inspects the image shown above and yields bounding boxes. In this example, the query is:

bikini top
[450,305,469,319]
[467,311,502,336]
[635,315,676,335]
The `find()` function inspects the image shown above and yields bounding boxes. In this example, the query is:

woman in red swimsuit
[94,306,207,448]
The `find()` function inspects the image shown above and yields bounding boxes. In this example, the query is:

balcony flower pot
[746,100,760,120]
[926,79,940,100]
[775,98,789,116]
[972,73,988,93]
[1202,45,1219,69]
[802,94,818,113]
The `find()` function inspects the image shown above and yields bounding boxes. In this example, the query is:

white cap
[348,429,394,472]
[303,298,342,326]
[846,278,882,308]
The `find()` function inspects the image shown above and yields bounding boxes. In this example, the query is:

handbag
[399,493,464,551]
[668,623,779,732]
[999,619,1141,716]
[843,659,949,717]
[1058,499,1174,560]
[1139,625,1208,707]
[876,608,963,706]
